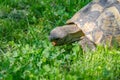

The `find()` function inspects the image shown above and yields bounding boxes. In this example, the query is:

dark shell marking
[66,0,120,46]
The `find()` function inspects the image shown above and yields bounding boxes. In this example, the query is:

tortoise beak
[51,42,57,46]
[49,36,59,46]
[49,27,67,46]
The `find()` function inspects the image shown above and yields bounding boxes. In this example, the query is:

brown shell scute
[91,4,103,12]
[66,0,120,46]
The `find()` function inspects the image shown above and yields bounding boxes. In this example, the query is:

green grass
[0,0,120,80]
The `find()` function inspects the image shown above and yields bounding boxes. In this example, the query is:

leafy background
[0,0,120,80]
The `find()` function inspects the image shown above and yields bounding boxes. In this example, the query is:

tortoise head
[49,24,84,46]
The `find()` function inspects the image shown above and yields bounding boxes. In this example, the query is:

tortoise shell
[66,0,120,46]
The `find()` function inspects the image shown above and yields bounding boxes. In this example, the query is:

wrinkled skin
[49,24,96,51]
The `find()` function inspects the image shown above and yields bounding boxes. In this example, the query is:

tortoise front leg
[79,36,96,51]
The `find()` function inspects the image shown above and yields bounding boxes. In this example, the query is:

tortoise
[49,0,120,51]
